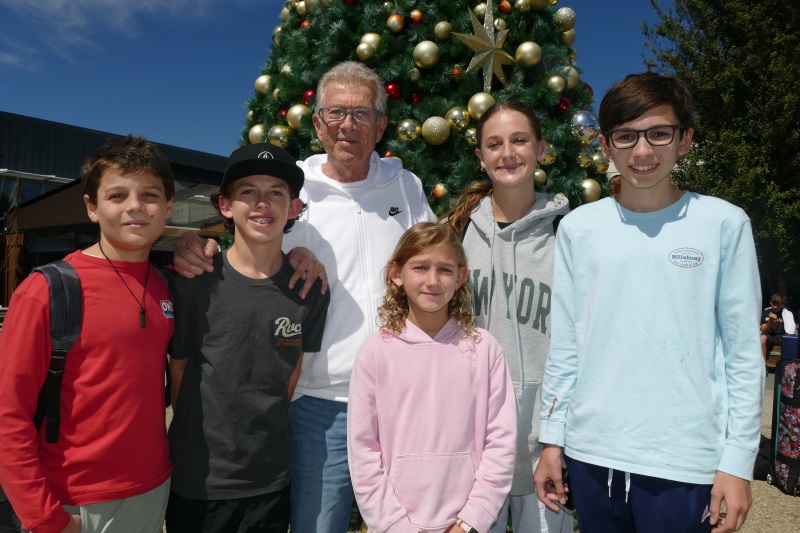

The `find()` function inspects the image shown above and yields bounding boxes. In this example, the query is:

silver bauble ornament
[445,107,470,131]
[593,152,610,173]
[267,125,291,148]
[397,119,422,141]
[577,147,593,168]
[571,110,600,144]
[541,143,557,165]
[464,127,478,146]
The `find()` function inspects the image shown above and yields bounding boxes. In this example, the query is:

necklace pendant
[140,307,146,328]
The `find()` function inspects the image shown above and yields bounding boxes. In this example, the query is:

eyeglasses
[605,124,684,149]
[317,107,383,126]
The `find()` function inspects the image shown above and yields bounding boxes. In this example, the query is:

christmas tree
[242,0,609,214]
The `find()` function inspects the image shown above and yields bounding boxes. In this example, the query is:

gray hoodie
[462,193,570,495]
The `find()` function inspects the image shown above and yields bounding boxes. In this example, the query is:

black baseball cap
[221,143,304,193]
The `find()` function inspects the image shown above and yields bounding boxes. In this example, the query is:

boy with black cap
[166,143,330,533]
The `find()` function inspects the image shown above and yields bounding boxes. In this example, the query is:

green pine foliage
[243,0,608,214]
[644,0,800,295]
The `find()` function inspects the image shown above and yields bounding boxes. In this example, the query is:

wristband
[456,519,474,532]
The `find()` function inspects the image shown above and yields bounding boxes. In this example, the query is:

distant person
[760,293,796,362]
[534,73,763,533]
[443,100,572,533]
[165,143,330,533]
[172,61,435,532]
[348,222,516,533]
[0,135,176,533]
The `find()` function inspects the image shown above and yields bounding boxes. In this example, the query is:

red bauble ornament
[278,109,288,122]
[556,97,571,112]
[432,183,448,201]
[410,10,423,23]
[300,20,311,29]
[452,67,463,81]
[582,82,594,109]
[499,0,512,14]
[303,89,316,106]
[411,92,422,104]
[343,0,357,4]
[384,150,393,158]
[385,82,401,99]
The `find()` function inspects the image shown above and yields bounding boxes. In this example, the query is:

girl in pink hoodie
[348,222,517,533]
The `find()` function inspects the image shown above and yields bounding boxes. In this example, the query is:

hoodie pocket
[390,452,475,529]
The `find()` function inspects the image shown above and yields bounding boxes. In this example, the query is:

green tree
[243,0,609,215]
[643,0,800,302]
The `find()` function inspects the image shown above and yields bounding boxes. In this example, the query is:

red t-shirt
[0,251,173,533]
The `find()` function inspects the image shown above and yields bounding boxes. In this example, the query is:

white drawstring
[607,468,632,502]
[607,468,613,497]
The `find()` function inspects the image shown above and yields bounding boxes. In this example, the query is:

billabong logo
[668,247,704,268]
[388,207,403,217]
[161,300,174,319]
[257,151,274,159]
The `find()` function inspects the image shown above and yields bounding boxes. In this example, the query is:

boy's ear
[84,194,100,223]
[165,199,174,220]
[677,127,694,156]
[389,262,403,287]
[598,134,613,159]
[217,195,234,219]
[288,197,304,219]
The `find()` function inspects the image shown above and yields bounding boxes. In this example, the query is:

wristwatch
[455,518,474,532]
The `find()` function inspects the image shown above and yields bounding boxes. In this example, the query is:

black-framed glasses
[317,107,383,126]
[605,124,684,149]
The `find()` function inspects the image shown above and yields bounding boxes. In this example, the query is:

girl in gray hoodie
[444,101,571,533]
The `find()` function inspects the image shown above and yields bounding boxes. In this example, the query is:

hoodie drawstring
[607,468,632,502]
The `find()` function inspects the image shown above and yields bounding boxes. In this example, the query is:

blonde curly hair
[377,222,476,337]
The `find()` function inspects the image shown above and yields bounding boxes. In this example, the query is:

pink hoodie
[348,319,517,533]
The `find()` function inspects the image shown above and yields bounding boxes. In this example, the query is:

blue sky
[0,0,671,157]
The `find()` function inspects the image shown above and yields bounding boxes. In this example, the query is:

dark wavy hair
[378,222,476,337]
[599,72,695,133]
[442,100,543,239]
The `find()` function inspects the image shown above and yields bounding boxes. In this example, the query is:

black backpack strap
[31,261,82,443]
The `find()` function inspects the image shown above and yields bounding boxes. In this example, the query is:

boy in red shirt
[0,135,175,533]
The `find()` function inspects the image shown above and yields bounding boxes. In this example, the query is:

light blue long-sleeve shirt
[539,192,764,484]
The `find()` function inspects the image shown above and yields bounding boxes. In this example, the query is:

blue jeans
[289,396,353,533]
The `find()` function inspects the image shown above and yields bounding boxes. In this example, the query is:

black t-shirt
[762,307,786,336]
[168,251,329,499]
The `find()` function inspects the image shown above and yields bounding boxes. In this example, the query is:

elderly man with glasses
[173,61,435,532]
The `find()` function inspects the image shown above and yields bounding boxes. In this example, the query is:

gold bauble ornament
[409,67,421,83]
[434,21,452,40]
[248,124,265,144]
[272,25,283,45]
[550,0,558,4]
[281,64,292,75]
[254,74,272,94]
[494,18,507,31]
[280,7,291,21]
[287,104,311,130]
[553,7,576,31]
[267,125,291,148]
[305,0,318,12]
[413,41,440,69]
[382,1,395,13]
[579,178,601,203]
[516,42,542,68]
[272,88,281,101]
[361,33,381,50]
[397,119,422,141]
[285,0,296,9]
[474,3,487,18]
[296,1,307,16]
[467,92,496,120]
[465,127,478,146]
[356,43,375,61]
[562,66,579,89]
[514,0,531,12]
[387,13,405,33]
[562,29,576,47]
[534,168,547,185]
[568,48,578,62]
[310,137,324,152]
[421,116,451,145]
[432,183,448,201]
[529,0,548,9]
[445,107,470,131]
[547,75,566,93]
[593,152,610,173]
[246,110,254,122]
[577,147,593,168]
[541,143,557,165]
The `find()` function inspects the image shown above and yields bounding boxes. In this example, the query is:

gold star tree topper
[453,0,517,92]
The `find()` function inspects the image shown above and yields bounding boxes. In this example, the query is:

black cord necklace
[98,241,150,328]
